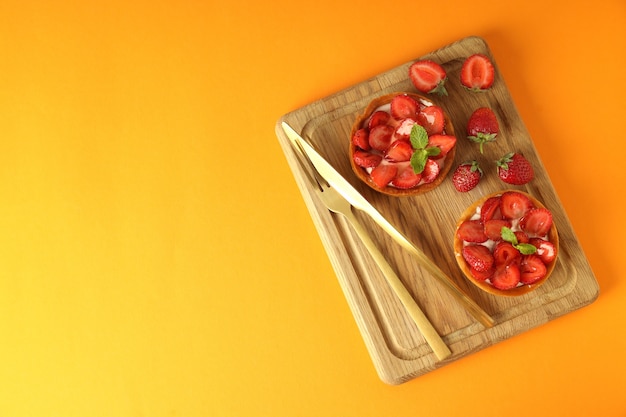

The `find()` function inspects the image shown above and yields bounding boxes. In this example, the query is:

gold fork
[291,140,452,361]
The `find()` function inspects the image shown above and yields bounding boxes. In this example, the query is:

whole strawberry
[467,107,499,154]
[452,160,482,192]
[496,152,534,185]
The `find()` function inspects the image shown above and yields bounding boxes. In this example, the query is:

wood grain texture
[275,36,599,385]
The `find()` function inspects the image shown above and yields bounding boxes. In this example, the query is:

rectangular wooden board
[274,36,599,384]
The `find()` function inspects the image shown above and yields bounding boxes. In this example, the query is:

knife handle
[363,209,496,328]
[343,208,452,361]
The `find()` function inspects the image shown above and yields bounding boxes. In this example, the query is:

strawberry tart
[453,190,559,296]
[349,92,457,196]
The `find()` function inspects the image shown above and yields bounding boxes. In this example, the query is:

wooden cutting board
[274,36,599,384]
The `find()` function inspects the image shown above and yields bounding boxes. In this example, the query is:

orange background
[1,0,625,416]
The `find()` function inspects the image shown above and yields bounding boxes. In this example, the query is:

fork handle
[342,209,452,361]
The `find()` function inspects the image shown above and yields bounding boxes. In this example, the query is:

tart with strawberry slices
[349,92,457,196]
[453,190,559,296]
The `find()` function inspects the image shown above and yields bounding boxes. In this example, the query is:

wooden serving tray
[275,36,599,384]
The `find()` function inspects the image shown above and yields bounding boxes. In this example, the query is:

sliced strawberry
[370,164,397,188]
[368,124,394,151]
[353,150,382,168]
[460,53,495,91]
[520,255,547,284]
[408,60,448,96]
[390,94,419,120]
[368,110,391,130]
[427,134,456,158]
[480,196,502,223]
[520,208,553,236]
[394,118,418,142]
[352,128,370,150]
[457,220,488,243]
[529,238,557,264]
[493,241,521,266]
[484,219,511,241]
[417,105,445,136]
[514,231,530,244]
[491,262,521,290]
[499,191,534,220]
[385,140,413,162]
[421,158,440,183]
[470,265,494,281]
[392,165,422,189]
[462,244,494,272]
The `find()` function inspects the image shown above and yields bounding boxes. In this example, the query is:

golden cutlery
[289,136,452,360]
[281,122,494,329]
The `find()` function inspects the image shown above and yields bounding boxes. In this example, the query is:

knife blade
[281,121,494,328]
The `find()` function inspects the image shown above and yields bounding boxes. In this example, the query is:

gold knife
[281,122,494,328]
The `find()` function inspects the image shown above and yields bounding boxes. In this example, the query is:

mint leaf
[517,243,538,255]
[426,146,441,157]
[501,226,537,255]
[408,125,435,174]
[501,227,517,245]
[410,149,428,174]
[410,124,428,149]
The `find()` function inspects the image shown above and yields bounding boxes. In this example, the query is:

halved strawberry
[368,124,394,151]
[408,60,448,96]
[491,262,521,290]
[460,53,495,91]
[470,265,494,281]
[427,134,456,158]
[390,94,419,120]
[520,208,553,236]
[457,220,488,243]
[529,238,557,264]
[484,219,511,241]
[420,158,440,183]
[520,255,547,284]
[417,105,445,136]
[480,196,502,223]
[392,165,422,189]
[353,150,382,168]
[352,128,370,150]
[394,118,418,142]
[385,140,413,162]
[368,110,391,130]
[499,191,533,219]
[370,164,397,188]
[462,245,494,272]
[493,241,521,266]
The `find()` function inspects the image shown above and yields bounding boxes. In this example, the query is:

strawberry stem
[429,81,448,97]
[468,132,497,154]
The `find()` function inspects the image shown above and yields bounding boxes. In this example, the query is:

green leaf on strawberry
[409,124,441,174]
[501,226,537,255]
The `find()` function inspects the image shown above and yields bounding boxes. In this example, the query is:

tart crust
[453,190,559,297]
[349,92,456,197]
